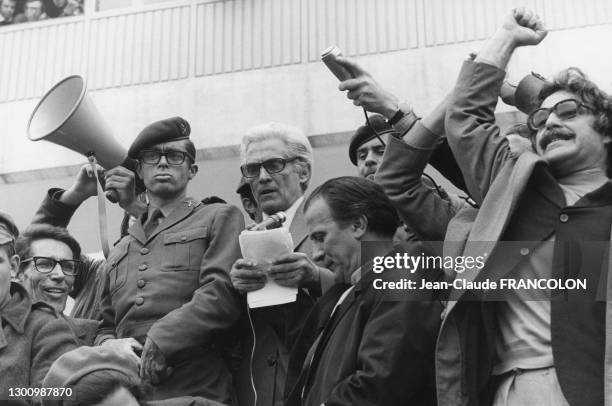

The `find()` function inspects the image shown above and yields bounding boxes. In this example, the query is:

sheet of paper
[239,228,297,308]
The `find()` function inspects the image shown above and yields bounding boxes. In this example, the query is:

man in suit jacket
[94,117,244,403]
[287,176,442,406]
[230,122,336,406]
[439,8,612,406]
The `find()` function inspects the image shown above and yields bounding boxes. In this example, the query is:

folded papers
[239,228,297,308]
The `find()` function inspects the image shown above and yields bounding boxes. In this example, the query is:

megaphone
[27,75,138,202]
[500,72,547,115]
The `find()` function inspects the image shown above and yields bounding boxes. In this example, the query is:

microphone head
[274,212,287,223]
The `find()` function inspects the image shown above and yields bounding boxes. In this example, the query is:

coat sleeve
[30,311,79,390]
[30,188,77,228]
[322,298,441,406]
[376,133,464,241]
[444,60,512,205]
[147,204,244,359]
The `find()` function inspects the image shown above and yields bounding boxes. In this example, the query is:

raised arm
[444,8,547,203]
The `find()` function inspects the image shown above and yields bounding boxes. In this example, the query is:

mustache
[539,128,574,150]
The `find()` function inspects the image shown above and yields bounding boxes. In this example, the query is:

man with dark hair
[438,8,612,406]
[94,117,244,403]
[13,0,45,22]
[0,0,16,24]
[286,176,441,406]
[0,212,78,401]
[13,224,100,345]
[236,176,262,223]
[15,224,81,313]
[348,115,396,181]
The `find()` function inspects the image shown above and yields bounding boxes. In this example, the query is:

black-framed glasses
[240,157,299,178]
[22,256,81,276]
[527,99,595,131]
[139,150,189,165]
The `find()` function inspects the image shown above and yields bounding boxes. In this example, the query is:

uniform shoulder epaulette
[200,196,226,205]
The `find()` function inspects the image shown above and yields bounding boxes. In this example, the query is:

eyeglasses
[527,99,595,131]
[139,150,190,165]
[22,256,81,276]
[240,157,298,178]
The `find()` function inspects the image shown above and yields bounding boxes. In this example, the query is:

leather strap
[89,155,110,258]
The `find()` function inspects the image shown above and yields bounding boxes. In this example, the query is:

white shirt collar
[262,195,304,229]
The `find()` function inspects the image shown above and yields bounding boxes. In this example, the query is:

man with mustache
[438,7,612,406]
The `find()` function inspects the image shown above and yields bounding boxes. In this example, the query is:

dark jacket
[287,245,443,406]
[0,283,78,400]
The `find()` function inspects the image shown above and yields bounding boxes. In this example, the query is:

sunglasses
[22,256,81,276]
[240,157,298,178]
[527,99,595,131]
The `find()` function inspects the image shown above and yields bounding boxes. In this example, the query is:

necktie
[143,209,163,238]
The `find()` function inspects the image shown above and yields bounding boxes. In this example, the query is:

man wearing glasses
[438,8,612,406]
[94,117,244,403]
[0,214,79,401]
[231,122,336,406]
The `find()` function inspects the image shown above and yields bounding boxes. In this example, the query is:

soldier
[94,117,244,403]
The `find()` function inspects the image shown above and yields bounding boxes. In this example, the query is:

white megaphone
[27,75,137,202]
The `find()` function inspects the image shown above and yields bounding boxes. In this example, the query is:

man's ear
[188,164,199,179]
[351,215,368,240]
[297,163,311,185]
[10,254,21,281]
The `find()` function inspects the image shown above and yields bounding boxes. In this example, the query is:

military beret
[0,211,19,245]
[349,114,399,165]
[128,116,194,160]
[236,176,250,195]
[42,346,140,402]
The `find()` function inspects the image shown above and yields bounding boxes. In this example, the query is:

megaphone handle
[88,155,111,259]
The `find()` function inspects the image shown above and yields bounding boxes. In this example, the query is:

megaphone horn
[27,75,132,202]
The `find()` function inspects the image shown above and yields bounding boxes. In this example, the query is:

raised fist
[502,7,547,47]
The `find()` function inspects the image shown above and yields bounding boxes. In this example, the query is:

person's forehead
[29,238,73,258]
[540,90,579,108]
[245,137,289,160]
[305,198,333,227]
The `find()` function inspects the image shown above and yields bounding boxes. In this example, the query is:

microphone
[247,212,287,231]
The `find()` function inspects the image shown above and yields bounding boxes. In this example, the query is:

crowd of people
[0,0,83,26]
[1,7,611,406]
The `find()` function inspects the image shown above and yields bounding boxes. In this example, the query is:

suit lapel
[289,200,308,250]
[446,153,541,310]
[308,288,356,376]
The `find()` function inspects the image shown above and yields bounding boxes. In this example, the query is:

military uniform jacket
[96,198,244,401]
